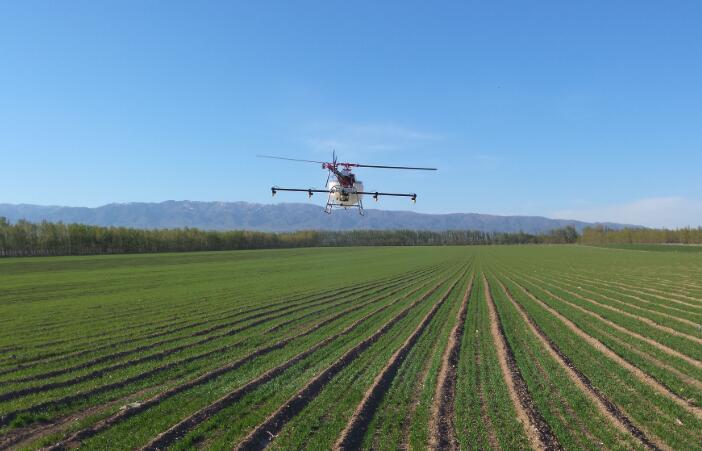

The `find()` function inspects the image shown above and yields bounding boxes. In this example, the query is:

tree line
[0,218,579,257]
[580,226,702,245]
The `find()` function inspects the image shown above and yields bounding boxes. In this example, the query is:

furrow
[1,279,407,430]
[567,273,702,306]
[0,385,163,450]
[483,275,561,451]
[539,273,702,332]
[138,269,457,451]
[555,272,702,312]
[512,272,702,371]
[0,268,431,378]
[506,275,702,421]
[428,276,474,450]
[1,267,434,387]
[332,269,465,450]
[527,273,702,347]
[595,327,702,392]
[0,268,432,399]
[494,275,661,450]
[41,275,440,450]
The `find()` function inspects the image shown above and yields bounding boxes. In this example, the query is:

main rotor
[257,152,437,173]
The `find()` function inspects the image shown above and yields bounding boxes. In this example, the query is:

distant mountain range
[0,201,636,233]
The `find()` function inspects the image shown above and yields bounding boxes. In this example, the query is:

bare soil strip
[525,344,591,449]
[138,270,461,451]
[507,276,702,421]
[13,272,434,441]
[332,271,466,451]
[483,275,562,451]
[428,276,474,450]
[264,268,438,334]
[1,269,429,385]
[527,274,702,347]
[577,281,702,321]
[0,268,432,379]
[559,274,702,312]
[494,276,661,450]
[8,266,437,349]
[41,273,446,450]
[2,306,217,363]
[549,275,702,330]
[396,296,450,451]
[1,283,415,430]
[1,386,161,450]
[511,274,702,371]
[0,304,213,357]
[1,280,367,374]
[0,273,426,401]
[635,285,702,305]
[596,328,702,392]
[569,273,702,306]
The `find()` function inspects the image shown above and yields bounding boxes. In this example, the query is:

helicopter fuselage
[328,168,363,206]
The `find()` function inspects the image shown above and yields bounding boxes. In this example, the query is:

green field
[597,243,702,253]
[0,246,701,450]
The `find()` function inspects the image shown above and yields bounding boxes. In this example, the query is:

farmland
[0,246,701,450]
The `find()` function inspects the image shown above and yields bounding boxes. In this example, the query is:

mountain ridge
[0,201,636,233]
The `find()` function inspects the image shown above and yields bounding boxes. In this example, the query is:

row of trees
[0,218,579,257]
[580,226,702,245]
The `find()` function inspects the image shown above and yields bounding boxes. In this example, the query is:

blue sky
[1,1,700,227]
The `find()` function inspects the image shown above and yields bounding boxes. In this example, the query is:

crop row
[3,261,462,449]
[3,266,452,446]
[0,264,441,375]
[0,264,441,390]
[482,250,701,450]
[2,246,701,449]
[68,263,469,450]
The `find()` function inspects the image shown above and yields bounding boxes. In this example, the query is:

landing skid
[324,192,365,215]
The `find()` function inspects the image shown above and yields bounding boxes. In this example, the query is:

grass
[360,268,471,450]
[454,271,531,450]
[486,271,639,450]
[1,245,701,449]
[596,243,702,253]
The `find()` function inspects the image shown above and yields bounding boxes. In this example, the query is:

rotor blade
[350,164,437,171]
[257,155,326,164]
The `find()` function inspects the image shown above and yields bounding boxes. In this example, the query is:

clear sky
[1,1,700,227]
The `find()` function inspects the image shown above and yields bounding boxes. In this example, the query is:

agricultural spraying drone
[258,152,437,215]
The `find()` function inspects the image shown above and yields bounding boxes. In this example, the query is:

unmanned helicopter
[258,152,437,215]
